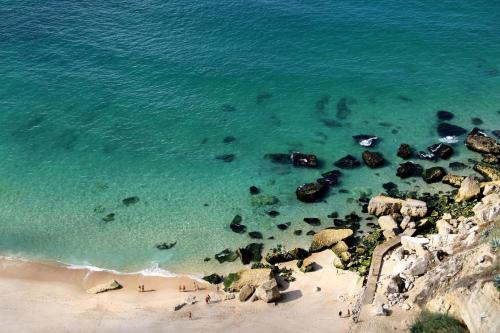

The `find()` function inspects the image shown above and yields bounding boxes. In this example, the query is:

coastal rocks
[368,195,404,216]
[455,177,481,202]
[387,274,406,293]
[353,135,379,147]
[296,182,327,203]
[122,196,139,206]
[442,174,466,188]
[407,256,430,276]
[422,167,446,183]
[265,245,294,264]
[230,215,247,234]
[465,128,500,155]
[401,199,427,218]
[334,155,361,169]
[266,210,279,218]
[249,186,260,195]
[215,248,239,263]
[449,162,468,171]
[299,259,316,273]
[251,194,280,207]
[401,236,429,256]
[303,217,321,226]
[237,243,263,265]
[230,268,272,291]
[248,231,263,239]
[362,151,385,168]
[397,144,412,159]
[156,241,177,250]
[473,162,500,181]
[309,228,353,252]
[288,247,309,260]
[102,213,115,222]
[277,222,290,230]
[396,162,423,178]
[238,285,255,302]
[378,215,400,239]
[291,152,318,168]
[437,110,454,121]
[437,122,467,137]
[428,143,454,159]
[318,170,341,186]
[482,154,498,164]
[203,273,223,285]
[254,278,280,303]
[473,194,500,225]
[86,280,122,294]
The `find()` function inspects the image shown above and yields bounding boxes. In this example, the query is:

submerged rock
[291,152,318,168]
[238,243,263,265]
[318,170,341,186]
[203,273,223,285]
[309,228,353,252]
[362,151,385,168]
[251,194,280,207]
[428,143,454,160]
[334,154,361,169]
[230,215,247,234]
[215,248,239,263]
[436,110,454,121]
[296,182,327,202]
[465,128,500,155]
[102,213,115,222]
[482,154,498,164]
[216,154,235,162]
[397,144,413,159]
[449,162,468,171]
[156,241,177,250]
[422,167,447,183]
[122,196,139,206]
[249,186,260,195]
[223,136,236,143]
[437,122,467,137]
[336,97,352,119]
[303,217,321,226]
[397,162,423,178]
[277,222,290,230]
[248,231,263,239]
[473,162,500,181]
[267,210,280,218]
[353,135,379,147]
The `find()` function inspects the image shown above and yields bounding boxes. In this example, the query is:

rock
[455,176,481,202]
[333,155,361,169]
[223,136,236,143]
[303,217,321,226]
[387,275,406,293]
[296,182,328,203]
[465,128,500,155]
[378,215,400,235]
[437,122,467,137]
[277,222,290,230]
[102,213,115,222]
[86,280,122,294]
[231,269,272,291]
[368,195,405,216]
[396,162,423,178]
[306,230,316,236]
[331,241,349,256]
[408,256,430,276]
[471,117,483,125]
[294,230,302,236]
[230,215,247,234]
[483,181,500,196]
[224,293,235,300]
[237,243,263,264]
[216,154,235,162]
[122,196,139,206]
[493,130,500,138]
[437,110,454,121]
[428,143,454,159]
[416,151,438,162]
[254,278,280,303]
[401,236,429,256]
[267,210,280,218]
[482,154,498,164]
[473,195,500,225]
[442,174,466,188]
[353,135,379,147]
[397,144,413,159]
[383,229,397,240]
[449,162,468,171]
[202,273,223,284]
[300,259,316,273]
[291,152,318,168]
[332,254,345,269]
[400,216,411,230]
[215,248,239,263]
[318,170,341,186]
[473,162,500,181]
[264,153,291,164]
[288,248,309,260]
[428,234,461,254]
[156,241,177,250]
[375,304,389,316]
[265,245,294,264]
[173,303,186,311]
[238,285,255,302]
[422,167,446,183]
[309,228,353,252]
[436,219,453,235]
[362,151,385,168]
[400,199,427,217]
[249,186,260,195]
[248,231,263,239]
[250,194,279,206]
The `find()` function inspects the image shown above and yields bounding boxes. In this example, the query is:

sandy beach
[0,250,362,333]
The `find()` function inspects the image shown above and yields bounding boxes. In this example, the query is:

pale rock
[238,285,255,302]
[400,216,411,230]
[401,236,429,256]
[473,195,500,225]
[400,199,427,217]
[456,176,481,202]
[436,219,454,235]
[428,234,461,254]
[401,303,411,311]
[482,181,500,196]
[86,280,122,294]
[442,213,452,220]
[224,293,235,300]
[254,278,280,303]
[368,195,405,216]
[309,228,353,252]
[408,256,429,276]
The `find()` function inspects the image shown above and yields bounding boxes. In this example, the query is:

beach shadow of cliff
[279,290,303,303]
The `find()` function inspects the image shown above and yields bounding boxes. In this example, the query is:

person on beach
[182,285,186,292]
[205,294,211,304]
[188,311,192,320]
[194,282,198,291]
[338,310,342,317]
[138,285,142,293]
[141,285,145,292]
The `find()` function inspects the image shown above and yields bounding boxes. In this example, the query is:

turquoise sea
[0,0,499,275]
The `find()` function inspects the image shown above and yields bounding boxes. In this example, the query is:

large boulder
[473,194,500,225]
[396,162,423,178]
[86,280,122,294]
[368,195,405,216]
[362,151,385,168]
[291,152,318,168]
[202,273,223,284]
[465,128,500,155]
[333,154,361,169]
[215,248,239,263]
[231,268,272,291]
[422,167,446,183]
[296,182,328,202]
[238,285,255,302]
[397,143,412,159]
[254,278,280,303]
[455,176,481,202]
[442,174,466,188]
[483,181,500,196]
[378,215,400,240]
[473,162,500,181]
[407,256,430,276]
[387,274,406,293]
[428,143,454,159]
[437,122,467,137]
[401,236,429,256]
[309,228,353,252]
[400,199,427,217]
[237,243,263,265]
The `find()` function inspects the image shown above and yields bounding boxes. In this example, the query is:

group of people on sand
[178,282,199,292]
[137,285,145,292]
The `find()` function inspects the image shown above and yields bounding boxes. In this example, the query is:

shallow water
[0,0,499,275]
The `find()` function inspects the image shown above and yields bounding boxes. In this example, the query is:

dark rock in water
[382,182,398,193]
[215,248,239,263]
[422,167,447,183]
[353,135,379,147]
[334,155,361,169]
[397,143,412,159]
[248,231,263,239]
[315,95,330,114]
[318,170,341,186]
[397,162,423,178]
[482,154,499,164]
[473,162,500,181]
[122,196,139,206]
[492,130,500,138]
[156,241,177,250]
[303,217,321,226]
[230,215,247,234]
[437,122,467,137]
[322,118,342,127]
[256,91,272,104]
[249,186,260,195]
[428,143,454,160]
[345,212,361,224]
[277,222,291,230]
[222,104,236,112]
[465,128,500,155]
[102,213,115,222]
[216,154,235,162]
[334,219,346,227]
[294,230,303,236]
[398,95,412,102]
[392,129,399,134]
[296,182,328,203]
[306,230,316,236]
[449,162,468,171]
[291,152,318,168]
[204,257,211,262]
[416,151,438,162]
[267,210,280,218]
[362,151,385,168]
[223,136,236,143]
[264,153,291,164]
[264,245,294,264]
[327,211,339,219]
[268,236,275,240]
[238,243,263,264]
[437,110,454,121]
[202,273,222,284]
[471,117,483,125]
[339,189,349,194]
[336,97,352,119]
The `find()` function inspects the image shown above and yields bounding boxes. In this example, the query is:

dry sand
[0,250,363,333]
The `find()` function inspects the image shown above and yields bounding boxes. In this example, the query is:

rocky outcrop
[422,167,446,183]
[455,176,481,202]
[309,228,353,252]
[473,193,500,225]
[362,151,385,168]
[230,268,272,291]
[334,154,361,169]
[428,143,454,159]
[202,273,222,284]
[396,162,423,178]
[296,182,328,202]
[368,195,404,216]
[254,278,280,303]
[400,199,427,217]
[442,174,466,188]
[397,144,412,159]
[473,162,500,181]
[238,285,255,302]
[86,280,122,294]
[291,152,318,167]
[299,259,316,273]
[378,215,400,239]
[465,128,500,155]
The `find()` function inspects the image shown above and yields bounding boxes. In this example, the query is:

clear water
[0,0,499,275]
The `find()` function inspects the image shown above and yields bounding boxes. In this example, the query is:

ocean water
[0,0,499,276]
